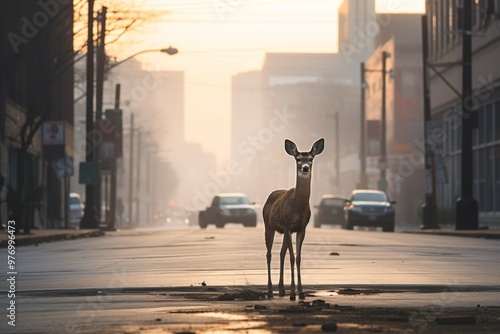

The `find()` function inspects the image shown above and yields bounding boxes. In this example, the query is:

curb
[0,230,105,248]
[404,230,500,240]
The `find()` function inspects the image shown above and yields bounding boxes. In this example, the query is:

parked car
[69,193,84,228]
[313,195,348,228]
[199,193,257,228]
[343,189,396,232]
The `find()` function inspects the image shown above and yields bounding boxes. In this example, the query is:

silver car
[69,193,84,228]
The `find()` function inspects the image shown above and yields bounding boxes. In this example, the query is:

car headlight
[385,206,394,213]
[221,209,231,215]
[350,205,362,212]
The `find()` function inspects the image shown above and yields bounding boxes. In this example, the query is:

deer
[263,138,324,301]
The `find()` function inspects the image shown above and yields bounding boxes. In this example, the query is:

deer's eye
[309,158,313,162]
[296,158,301,162]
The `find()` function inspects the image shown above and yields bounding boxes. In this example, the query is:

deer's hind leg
[265,227,275,298]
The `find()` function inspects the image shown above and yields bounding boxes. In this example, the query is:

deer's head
[285,138,324,178]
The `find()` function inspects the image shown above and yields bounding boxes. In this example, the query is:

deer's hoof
[290,294,296,301]
[279,290,286,297]
[267,291,273,299]
[299,292,305,300]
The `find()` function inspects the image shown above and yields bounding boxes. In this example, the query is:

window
[496,145,500,211]
[449,0,456,44]
[485,104,493,143]
[432,2,438,57]
[496,101,500,141]
[486,146,494,212]
[478,105,486,145]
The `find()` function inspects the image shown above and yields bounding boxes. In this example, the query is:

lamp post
[378,51,390,192]
[359,62,367,189]
[80,0,99,229]
[421,15,439,229]
[98,46,178,229]
[456,0,479,230]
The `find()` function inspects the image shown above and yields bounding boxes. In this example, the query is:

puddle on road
[192,312,271,334]
[314,290,339,297]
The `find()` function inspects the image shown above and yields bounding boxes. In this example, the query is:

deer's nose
[302,165,310,173]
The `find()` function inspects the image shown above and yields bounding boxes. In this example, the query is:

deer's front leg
[278,237,287,296]
[296,229,306,300]
[265,228,275,298]
[284,231,296,301]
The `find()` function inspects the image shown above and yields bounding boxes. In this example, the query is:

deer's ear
[284,139,298,156]
[310,138,324,156]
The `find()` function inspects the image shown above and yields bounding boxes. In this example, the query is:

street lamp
[80,44,179,229]
[107,46,179,72]
[378,51,391,192]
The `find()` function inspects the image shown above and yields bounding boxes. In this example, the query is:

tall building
[364,25,424,225]
[426,0,500,225]
[0,1,74,230]
[338,0,376,63]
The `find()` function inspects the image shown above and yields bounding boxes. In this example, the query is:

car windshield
[219,196,251,205]
[352,192,387,202]
[323,198,346,206]
[70,197,81,205]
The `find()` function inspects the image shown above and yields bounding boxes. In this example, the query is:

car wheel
[199,212,208,229]
[382,222,395,232]
[244,219,257,227]
[215,220,225,228]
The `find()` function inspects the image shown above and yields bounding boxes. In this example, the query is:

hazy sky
[104,0,425,166]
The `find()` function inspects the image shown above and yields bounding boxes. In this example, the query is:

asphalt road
[1,221,500,333]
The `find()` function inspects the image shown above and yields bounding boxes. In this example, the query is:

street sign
[105,108,123,157]
[79,162,99,185]
[42,121,64,145]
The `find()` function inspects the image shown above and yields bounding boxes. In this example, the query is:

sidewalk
[405,228,500,239]
[0,229,104,248]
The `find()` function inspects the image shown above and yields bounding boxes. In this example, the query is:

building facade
[0,1,74,230]
[427,0,500,225]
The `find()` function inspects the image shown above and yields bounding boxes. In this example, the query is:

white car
[69,193,84,228]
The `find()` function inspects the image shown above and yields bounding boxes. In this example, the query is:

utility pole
[80,0,99,229]
[95,6,107,221]
[107,84,120,231]
[421,15,439,229]
[128,113,134,228]
[378,51,390,192]
[359,62,367,189]
[135,131,142,227]
[335,111,340,192]
[146,150,151,225]
[456,0,479,230]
